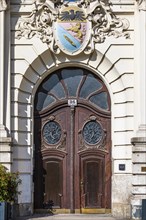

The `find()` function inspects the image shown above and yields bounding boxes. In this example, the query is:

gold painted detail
[67,23,83,40]
[35,208,111,214]
[81,208,111,214]
[64,35,77,47]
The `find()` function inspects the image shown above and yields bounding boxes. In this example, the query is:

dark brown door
[34,67,111,213]
[75,106,111,212]
[34,105,111,212]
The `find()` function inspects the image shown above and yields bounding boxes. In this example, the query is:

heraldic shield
[54,4,91,55]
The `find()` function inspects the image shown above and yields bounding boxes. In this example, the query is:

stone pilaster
[131,137,146,220]
[0,0,12,172]
[134,0,146,134]
[0,0,7,137]
[130,1,146,219]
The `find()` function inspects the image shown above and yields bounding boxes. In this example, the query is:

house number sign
[68,99,77,107]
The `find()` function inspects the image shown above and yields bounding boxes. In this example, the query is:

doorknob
[58,193,63,197]
[80,180,84,186]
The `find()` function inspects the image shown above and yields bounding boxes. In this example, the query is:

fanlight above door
[35,68,110,113]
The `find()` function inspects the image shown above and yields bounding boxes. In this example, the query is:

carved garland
[16,0,130,55]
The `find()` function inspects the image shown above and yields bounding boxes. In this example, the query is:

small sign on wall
[119,164,126,171]
[141,167,146,172]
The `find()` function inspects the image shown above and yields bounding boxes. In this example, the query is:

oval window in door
[83,121,104,145]
[42,121,62,145]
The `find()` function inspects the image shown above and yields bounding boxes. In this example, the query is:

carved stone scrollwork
[0,0,7,11]
[16,0,58,52]
[92,1,130,42]
[16,0,130,55]
[136,0,146,11]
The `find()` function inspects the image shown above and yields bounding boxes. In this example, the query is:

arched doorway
[34,67,111,213]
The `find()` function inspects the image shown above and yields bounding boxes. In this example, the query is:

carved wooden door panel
[34,104,111,212]
[74,106,111,212]
[83,160,102,207]
[34,107,70,209]
[43,160,63,207]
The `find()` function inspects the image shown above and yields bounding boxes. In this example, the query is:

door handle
[80,179,84,187]
[81,181,83,185]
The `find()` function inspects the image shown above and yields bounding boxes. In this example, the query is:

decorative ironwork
[83,121,103,145]
[43,121,61,145]
[16,0,130,56]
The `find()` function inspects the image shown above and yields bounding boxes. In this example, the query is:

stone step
[16,214,125,220]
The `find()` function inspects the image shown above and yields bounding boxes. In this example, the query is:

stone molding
[0,0,7,11]
[0,136,12,170]
[131,135,146,220]
[16,0,130,55]
[0,136,12,143]
[131,136,146,145]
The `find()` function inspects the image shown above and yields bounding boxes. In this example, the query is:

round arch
[12,48,127,214]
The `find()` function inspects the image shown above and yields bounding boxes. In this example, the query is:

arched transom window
[35,68,110,112]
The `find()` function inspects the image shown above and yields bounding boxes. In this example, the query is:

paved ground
[16,214,129,220]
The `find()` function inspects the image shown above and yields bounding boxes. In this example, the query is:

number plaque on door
[68,99,77,107]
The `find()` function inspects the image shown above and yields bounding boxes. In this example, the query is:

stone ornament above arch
[15,0,130,56]
[16,47,127,106]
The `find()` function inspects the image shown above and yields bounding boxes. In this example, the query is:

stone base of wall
[131,135,146,220]
[112,174,132,219]
[112,203,131,219]
[13,203,33,217]
[131,198,142,220]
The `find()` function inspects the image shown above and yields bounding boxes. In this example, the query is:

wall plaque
[141,167,146,172]
[119,164,126,171]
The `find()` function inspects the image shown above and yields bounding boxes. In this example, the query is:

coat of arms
[53,5,91,55]
[16,0,129,56]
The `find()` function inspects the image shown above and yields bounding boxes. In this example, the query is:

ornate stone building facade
[0,0,146,219]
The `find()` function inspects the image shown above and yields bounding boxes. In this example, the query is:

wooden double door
[34,104,111,213]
